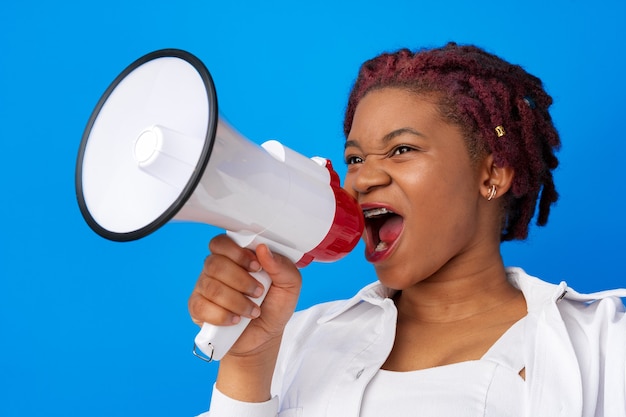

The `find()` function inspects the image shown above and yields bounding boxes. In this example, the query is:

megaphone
[75,49,364,361]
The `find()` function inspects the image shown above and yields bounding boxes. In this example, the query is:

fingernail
[252,285,264,298]
[250,306,261,318]
[249,260,262,273]
[231,315,241,325]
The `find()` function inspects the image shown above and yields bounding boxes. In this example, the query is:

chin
[373,265,412,291]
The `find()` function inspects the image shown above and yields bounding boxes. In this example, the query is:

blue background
[1,1,625,415]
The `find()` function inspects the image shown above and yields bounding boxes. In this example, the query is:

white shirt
[202,268,626,417]
[360,315,527,416]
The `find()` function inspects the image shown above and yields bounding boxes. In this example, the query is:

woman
[189,43,626,416]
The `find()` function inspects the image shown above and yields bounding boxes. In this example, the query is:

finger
[189,279,261,326]
[189,291,241,326]
[209,234,261,273]
[202,254,266,298]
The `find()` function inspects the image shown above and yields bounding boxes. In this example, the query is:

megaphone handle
[192,270,272,362]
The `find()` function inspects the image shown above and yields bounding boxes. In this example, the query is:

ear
[479,154,515,200]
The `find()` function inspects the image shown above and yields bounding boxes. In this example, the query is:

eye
[345,155,364,165]
[390,145,415,156]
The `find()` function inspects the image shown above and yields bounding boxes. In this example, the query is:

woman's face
[344,88,489,289]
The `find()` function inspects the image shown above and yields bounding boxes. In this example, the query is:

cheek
[403,167,480,245]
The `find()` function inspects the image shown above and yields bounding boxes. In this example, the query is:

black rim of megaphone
[75,49,218,242]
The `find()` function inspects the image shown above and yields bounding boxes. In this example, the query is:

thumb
[255,244,302,290]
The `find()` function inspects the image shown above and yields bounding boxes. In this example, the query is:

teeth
[375,241,389,252]
[364,207,394,218]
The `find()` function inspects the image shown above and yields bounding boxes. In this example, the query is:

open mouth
[363,206,404,258]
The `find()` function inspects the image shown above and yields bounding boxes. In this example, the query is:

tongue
[378,215,403,244]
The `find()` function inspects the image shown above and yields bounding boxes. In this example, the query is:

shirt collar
[505,267,569,313]
[317,281,396,324]
[317,267,626,324]
[506,266,626,311]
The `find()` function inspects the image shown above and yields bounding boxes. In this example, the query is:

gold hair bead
[495,125,506,138]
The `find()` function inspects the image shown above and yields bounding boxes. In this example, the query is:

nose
[349,158,391,195]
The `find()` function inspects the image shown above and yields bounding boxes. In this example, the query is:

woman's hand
[188,234,302,401]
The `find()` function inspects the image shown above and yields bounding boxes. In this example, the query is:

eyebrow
[344,127,426,149]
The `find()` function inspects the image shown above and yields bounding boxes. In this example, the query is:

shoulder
[506,266,626,322]
[558,286,626,346]
[271,281,397,401]
[274,280,396,369]
[509,266,626,356]
[506,268,626,414]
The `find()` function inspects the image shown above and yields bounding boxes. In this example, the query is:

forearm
[215,337,282,403]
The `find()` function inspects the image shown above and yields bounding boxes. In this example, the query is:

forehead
[347,88,447,141]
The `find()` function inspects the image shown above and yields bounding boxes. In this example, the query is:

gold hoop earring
[487,185,497,201]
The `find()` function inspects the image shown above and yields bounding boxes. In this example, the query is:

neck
[395,259,523,324]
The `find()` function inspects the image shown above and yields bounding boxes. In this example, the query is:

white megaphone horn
[75,49,364,362]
